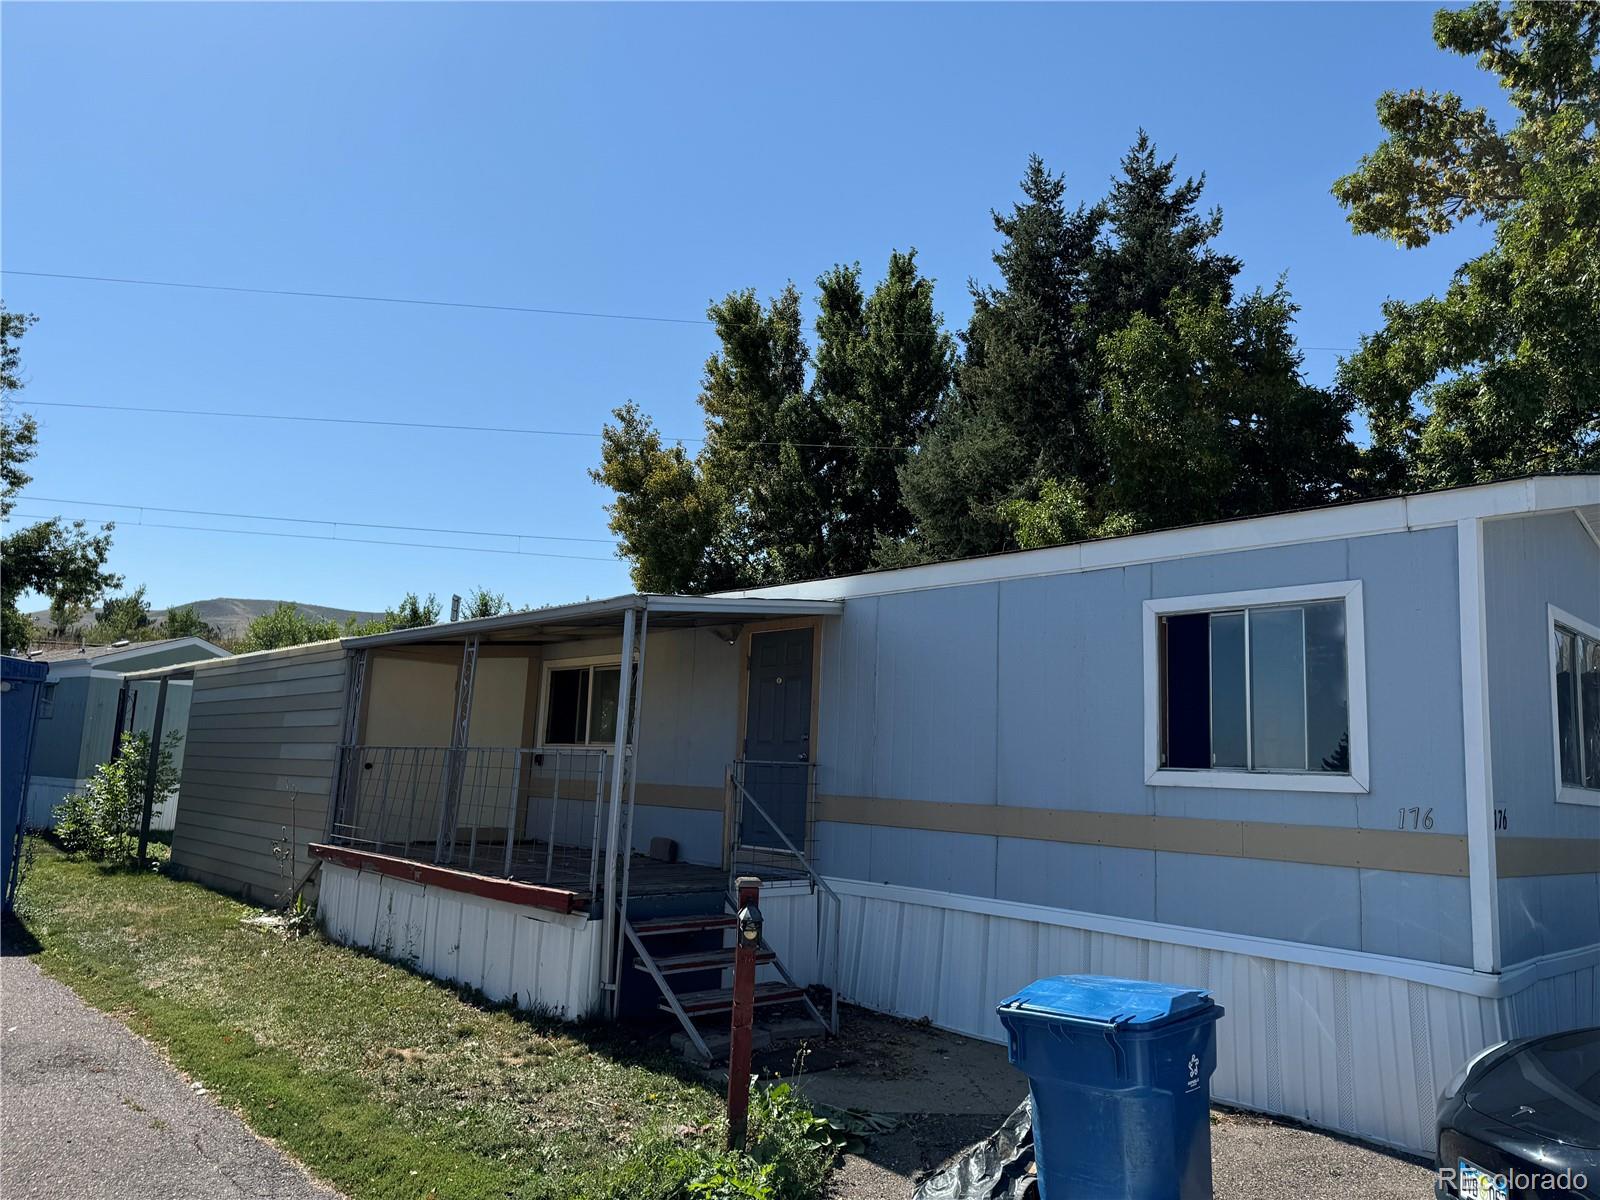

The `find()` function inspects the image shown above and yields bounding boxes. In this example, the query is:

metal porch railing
[728,761,840,1035]
[329,744,612,891]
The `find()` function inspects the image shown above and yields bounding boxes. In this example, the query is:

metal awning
[341,592,843,650]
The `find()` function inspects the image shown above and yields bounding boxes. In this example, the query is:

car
[1436,1027,1600,1199]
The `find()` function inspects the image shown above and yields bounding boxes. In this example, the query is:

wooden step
[665,981,806,1017]
[637,948,775,975]
[630,913,734,936]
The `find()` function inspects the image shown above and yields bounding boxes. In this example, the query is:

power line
[13,494,616,544]
[20,399,924,451]
[0,268,1360,351]
[1,269,713,327]
[5,511,620,563]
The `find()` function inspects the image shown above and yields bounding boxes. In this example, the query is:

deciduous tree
[1,307,121,653]
[1333,1,1600,489]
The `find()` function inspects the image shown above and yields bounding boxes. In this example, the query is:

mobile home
[125,475,1600,1154]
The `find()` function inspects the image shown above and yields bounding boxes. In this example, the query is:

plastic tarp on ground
[913,1101,1038,1200]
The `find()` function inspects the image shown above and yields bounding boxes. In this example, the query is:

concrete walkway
[0,952,338,1200]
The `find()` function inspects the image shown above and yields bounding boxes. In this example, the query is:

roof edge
[715,474,1600,602]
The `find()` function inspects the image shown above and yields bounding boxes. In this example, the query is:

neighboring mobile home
[125,475,1600,1154]
[23,636,230,829]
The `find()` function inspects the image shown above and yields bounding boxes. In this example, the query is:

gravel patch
[814,1006,1434,1200]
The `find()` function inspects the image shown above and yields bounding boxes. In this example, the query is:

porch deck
[310,836,806,917]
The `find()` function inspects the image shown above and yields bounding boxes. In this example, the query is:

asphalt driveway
[0,949,338,1200]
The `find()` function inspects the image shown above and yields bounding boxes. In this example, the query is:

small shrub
[686,1152,775,1200]
[744,1082,835,1200]
[608,1081,836,1200]
[54,730,183,866]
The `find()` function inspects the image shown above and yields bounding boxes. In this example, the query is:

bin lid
[998,974,1214,1029]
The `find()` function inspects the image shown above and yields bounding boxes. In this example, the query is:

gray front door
[740,627,813,852]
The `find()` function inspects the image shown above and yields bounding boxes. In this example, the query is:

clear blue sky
[3,2,1501,615]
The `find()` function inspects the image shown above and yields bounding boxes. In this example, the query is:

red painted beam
[307,843,584,915]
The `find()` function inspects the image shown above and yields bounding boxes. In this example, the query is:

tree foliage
[89,586,155,643]
[1333,0,1600,489]
[55,729,184,865]
[593,253,953,591]
[1,307,122,653]
[372,592,442,632]
[159,604,218,641]
[460,587,511,620]
[239,603,343,652]
[907,138,1353,562]
[240,592,442,652]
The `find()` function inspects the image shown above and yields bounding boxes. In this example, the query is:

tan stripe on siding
[1495,836,1600,877]
[815,794,1470,876]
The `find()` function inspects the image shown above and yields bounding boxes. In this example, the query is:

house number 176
[1397,807,1434,830]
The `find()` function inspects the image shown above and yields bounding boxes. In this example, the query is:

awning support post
[610,608,649,1015]
[599,607,638,1007]
[434,636,479,864]
[329,649,368,840]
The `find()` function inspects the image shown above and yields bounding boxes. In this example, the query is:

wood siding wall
[169,642,348,904]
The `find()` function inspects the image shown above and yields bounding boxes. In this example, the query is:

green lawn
[9,839,767,1200]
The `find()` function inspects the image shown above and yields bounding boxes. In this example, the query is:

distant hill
[28,597,383,641]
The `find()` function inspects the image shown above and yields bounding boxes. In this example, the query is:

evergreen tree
[595,255,952,590]
[896,157,1102,561]
[814,251,956,570]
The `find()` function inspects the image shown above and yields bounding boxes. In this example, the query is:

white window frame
[1547,604,1600,808]
[1143,580,1369,793]
[536,654,625,749]
[37,681,56,719]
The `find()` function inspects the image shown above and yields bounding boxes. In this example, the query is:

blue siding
[811,525,1477,962]
[1153,853,1363,950]
[868,585,1000,806]
[1483,511,1600,966]
[866,825,997,895]
[635,627,741,790]
[1358,871,1473,965]
[997,565,1151,814]
[1486,512,1600,837]
[629,806,722,865]
[27,675,89,779]
[817,597,879,798]
[1498,874,1600,964]
[995,838,1157,919]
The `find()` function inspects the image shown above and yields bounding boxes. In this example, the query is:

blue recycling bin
[997,975,1224,1200]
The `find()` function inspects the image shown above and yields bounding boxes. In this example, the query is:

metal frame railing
[728,765,840,1035]
[728,759,818,868]
[329,743,611,888]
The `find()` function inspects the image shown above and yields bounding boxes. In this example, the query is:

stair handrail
[728,773,841,1035]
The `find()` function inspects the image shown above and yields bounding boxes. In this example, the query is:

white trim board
[819,876,1596,1000]
[1458,518,1500,974]
[1140,580,1370,793]
[720,475,1600,602]
[1548,603,1600,808]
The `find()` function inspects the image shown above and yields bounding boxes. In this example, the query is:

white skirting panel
[759,880,1600,1155]
[24,777,176,831]
[24,776,80,828]
[318,862,604,1020]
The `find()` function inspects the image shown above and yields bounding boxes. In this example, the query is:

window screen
[1555,622,1600,791]
[543,667,590,745]
[1160,600,1350,774]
